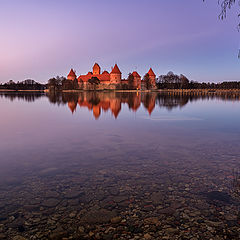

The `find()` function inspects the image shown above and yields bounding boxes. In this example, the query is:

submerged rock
[205,191,232,204]
[64,189,82,199]
[150,192,163,205]
[81,209,117,224]
[110,216,122,224]
[12,236,27,240]
[41,198,60,208]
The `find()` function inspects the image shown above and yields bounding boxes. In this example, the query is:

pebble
[144,233,152,239]
[41,198,60,208]
[110,216,122,224]
[12,236,27,240]
[78,226,85,233]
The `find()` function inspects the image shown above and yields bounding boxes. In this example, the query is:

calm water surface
[0,91,239,239]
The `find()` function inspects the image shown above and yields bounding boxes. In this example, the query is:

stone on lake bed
[205,220,224,227]
[78,226,85,233]
[68,198,79,206]
[144,217,159,225]
[64,189,82,199]
[49,231,68,240]
[45,191,60,198]
[170,202,182,209]
[12,236,27,240]
[110,216,122,224]
[224,214,238,221]
[69,212,77,218]
[158,207,175,215]
[0,234,6,239]
[113,195,128,203]
[108,187,119,196]
[41,198,60,208]
[81,209,117,224]
[204,191,232,204]
[143,204,155,211]
[150,192,163,204]
[144,233,152,239]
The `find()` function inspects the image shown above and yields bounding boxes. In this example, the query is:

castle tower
[93,63,101,75]
[110,64,122,84]
[67,69,77,81]
[148,68,156,86]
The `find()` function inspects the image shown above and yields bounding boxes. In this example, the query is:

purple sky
[0,0,239,83]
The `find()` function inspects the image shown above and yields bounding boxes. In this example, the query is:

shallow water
[0,91,239,239]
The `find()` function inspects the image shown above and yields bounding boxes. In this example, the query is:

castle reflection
[46,91,240,119]
[1,91,240,120]
[64,92,157,118]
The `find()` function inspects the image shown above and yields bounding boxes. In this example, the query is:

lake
[0,91,240,239]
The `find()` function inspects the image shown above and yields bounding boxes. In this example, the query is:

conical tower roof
[93,63,100,68]
[148,68,156,77]
[67,69,77,78]
[111,64,121,74]
[132,71,141,78]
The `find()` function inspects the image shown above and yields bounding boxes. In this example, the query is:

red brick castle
[67,63,156,90]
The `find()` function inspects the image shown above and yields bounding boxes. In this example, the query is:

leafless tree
[204,0,240,27]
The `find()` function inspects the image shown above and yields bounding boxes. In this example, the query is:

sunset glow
[0,0,239,83]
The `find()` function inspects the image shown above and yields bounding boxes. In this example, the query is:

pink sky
[0,0,239,83]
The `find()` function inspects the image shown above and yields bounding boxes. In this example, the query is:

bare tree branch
[204,0,240,28]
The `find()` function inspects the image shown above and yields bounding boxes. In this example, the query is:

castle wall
[149,76,156,85]
[110,73,121,84]
[78,82,122,90]
[133,76,141,89]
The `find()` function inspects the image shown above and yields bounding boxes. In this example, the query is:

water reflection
[2,90,240,119]
[0,91,44,102]
[46,91,240,119]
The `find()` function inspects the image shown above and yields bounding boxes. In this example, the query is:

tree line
[0,80,46,90]
[2,75,240,91]
[157,72,240,89]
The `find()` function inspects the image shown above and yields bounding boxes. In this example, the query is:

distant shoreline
[58,89,240,93]
[0,89,45,92]
[1,89,240,93]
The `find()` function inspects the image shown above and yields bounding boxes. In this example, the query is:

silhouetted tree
[62,79,73,90]
[158,72,191,89]
[73,78,79,89]
[61,77,79,90]
[88,77,100,90]
[180,75,190,89]
[48,76,63,91]
[0,79,45,90]
[127,73,134,90]
[143,73,151,90]
[88,77,100,85]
